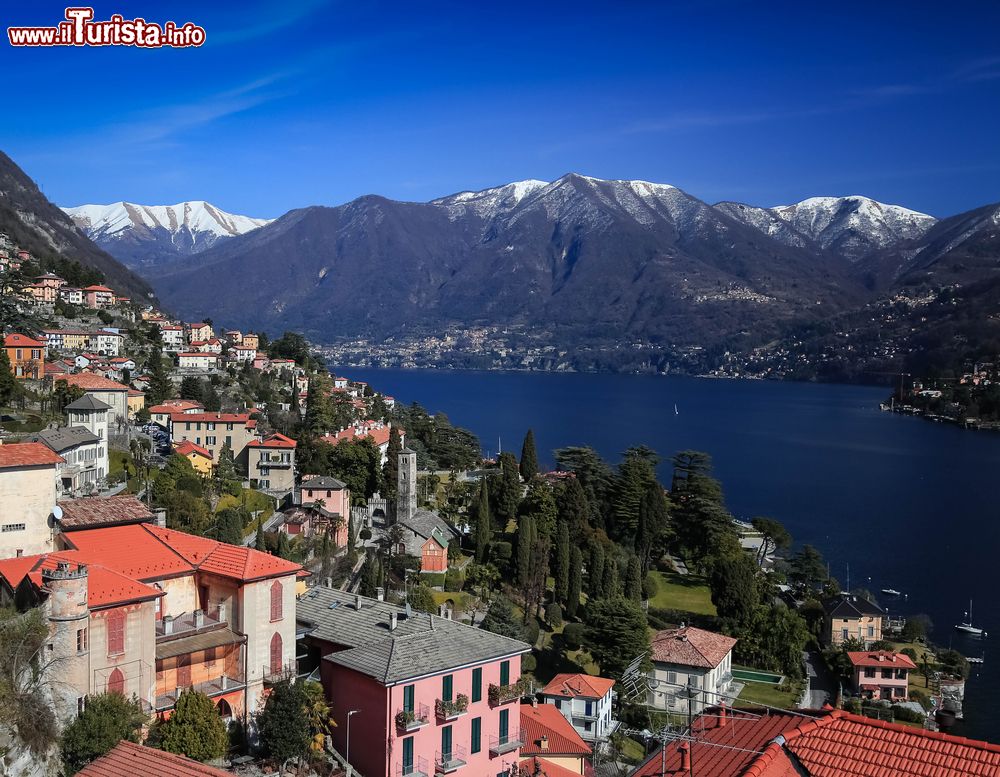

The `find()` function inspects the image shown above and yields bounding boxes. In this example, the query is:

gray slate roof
[301,476,347,490]
[28,426,100,453]
[823,594,885,618]
[399,509,459,542]
[297,587,529,685]
[64,395,112,412]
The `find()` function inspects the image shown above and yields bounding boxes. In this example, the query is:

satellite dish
[52,505,63,520]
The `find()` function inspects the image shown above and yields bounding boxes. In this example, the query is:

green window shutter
[402,737,413,769]
[500,660,510,686]
[404,684,414,712]
[472,667,482,702]
[499,708,509,738]
[471,716,481,754]
[443,674,453,701]
[442,725,453,756]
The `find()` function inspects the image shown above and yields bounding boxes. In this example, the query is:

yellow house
[823,594,885,647]
[127,389,145,419]
[173,440,213,475]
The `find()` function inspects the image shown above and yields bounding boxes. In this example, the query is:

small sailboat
[674,403,679,416]
[955,599,985,636]
[881,588,902,597]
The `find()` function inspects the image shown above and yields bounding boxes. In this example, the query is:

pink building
[299,475,351,544]
[848,650,915,701]
[297,588,531,777]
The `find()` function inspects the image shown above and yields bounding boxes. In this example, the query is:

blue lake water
[337,367,1000,739]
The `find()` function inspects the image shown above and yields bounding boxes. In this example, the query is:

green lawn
[0,409,49,433]
[218,489,275,535]
[431,589,476,613]
[735,679,803,709]
[648,570,717,616]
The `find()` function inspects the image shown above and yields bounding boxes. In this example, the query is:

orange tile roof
[82,285,114,292]
[174,440,212,459]
[150,400,203,413]
[56,373,129,391]
[0,551,163,610]
[170,412,252,424]
[520,702,591,757]
[847,650,917,669]
[248,432,297,449]
[4,333,46,348]
[77,740,233,777]
[0,442,64,469]
[63,524,302,584]
[541,672,615,699]
[650,626,737,669]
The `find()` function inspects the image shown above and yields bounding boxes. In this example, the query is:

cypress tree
[588,542,605,600]
[254,519,265,551]
[516,514,535,589]
[496,452,521,522]
[0,349,18,406]
[557,476,591,534]
[567,546,583,619]
[602,555,620,599]
[475,476,491,562]
[519,429,539,481]
[554,521,570,604]
[625,554,643,602]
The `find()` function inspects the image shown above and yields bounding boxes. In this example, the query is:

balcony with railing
[435,694,469,721]
[395,703,431,732]
[488,677,531,706]
[434,745,467,774]
[396,757,429,777]
[155,673,245,711]
[488,728,523,756]
[262,661,297,684]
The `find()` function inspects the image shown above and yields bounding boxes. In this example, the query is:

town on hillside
[1,236,997,777]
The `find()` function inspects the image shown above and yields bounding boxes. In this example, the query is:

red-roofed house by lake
[648,626,738,715]
[541,672,619,743]
[0,522,302,726]
[847,650,916,702]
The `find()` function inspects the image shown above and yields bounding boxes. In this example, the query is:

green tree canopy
[61,693,147,774]
[156,689,228,762]
[708,553,760,627]
[519,428,539,480]
[583,596,650,679]
[481,595,522,639]
[495,452,522,522]
[258,680,311,764]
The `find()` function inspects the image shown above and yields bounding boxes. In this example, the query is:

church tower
[397,448,417,523]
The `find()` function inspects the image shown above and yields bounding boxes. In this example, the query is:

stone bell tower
[396,448,417,523]
[42,561,90,725]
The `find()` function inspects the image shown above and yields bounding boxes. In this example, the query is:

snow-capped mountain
[770,196,936,260]
[62,200,272,268]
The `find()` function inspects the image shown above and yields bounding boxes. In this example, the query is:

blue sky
[3,0,999,218]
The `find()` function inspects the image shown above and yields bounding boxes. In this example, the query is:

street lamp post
[346,709,361,774]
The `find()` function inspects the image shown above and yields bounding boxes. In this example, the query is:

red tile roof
[847,650,917,669]
[4,333,46,348]
[319,422,398,449]
[650,626,737,669]
[520,702,592,757]
[541,673,615,699]
[149,400,203,414]
[174,440,212,459]
[248,432,297,449]
[77,740,233,777]
[632,709,808,777]
[0,442,64,469]
[56,373,129,391]
[83,285,114,292]
[635,708,1000,777]
[63,523,302,584]
[0,551,163,610]
[58,495,154,529]
[170,412,253,424]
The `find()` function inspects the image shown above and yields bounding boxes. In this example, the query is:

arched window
[270,580,283,622]
[107,667,125,695]
[269,632,283,676]
[216,698,233,720]
[106,610,125,656]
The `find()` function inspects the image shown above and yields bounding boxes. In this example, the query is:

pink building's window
[107,667,125,695]
[107,610,125,656]
[271,581,283,621]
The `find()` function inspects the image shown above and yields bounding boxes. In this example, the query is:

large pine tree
[553,521,570,604]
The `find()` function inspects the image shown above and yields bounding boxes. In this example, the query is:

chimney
[152,508,167,527]
[355,594,362,611]
[390,612,398,631]
[325,577,333,588]
[377,587,384,602]
[718,705,728,728]
[679,742,691,771]
[217,602,227,623]
[163,614,174,635]
[539,735,548,751]
[193,609,205,629]
[531,697,538,708]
